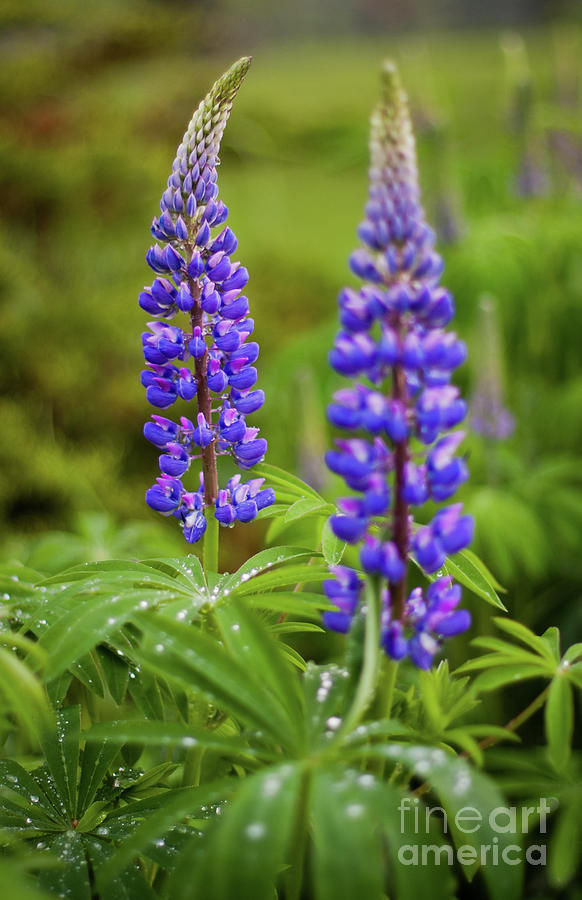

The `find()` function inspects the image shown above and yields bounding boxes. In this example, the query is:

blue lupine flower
[140,59,274,542]
[323,63,472,669]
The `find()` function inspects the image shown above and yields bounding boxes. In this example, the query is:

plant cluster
[0,57,580,900]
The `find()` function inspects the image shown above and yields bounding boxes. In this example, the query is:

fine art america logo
[398,797,558,867]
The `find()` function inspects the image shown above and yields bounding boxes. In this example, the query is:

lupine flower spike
[140,58,274,543]
[324,63,473,670]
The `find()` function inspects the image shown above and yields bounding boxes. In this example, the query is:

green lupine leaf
[563,642,582,664]
[312,768,455,900]
[436,549,506,610]
[40,707,81,818]
[0,630,47,664]
[77,740,120,815]
[179,764,305,900]
[0,759,63,823]
[545,676,574,773]
[565,663,582,690]
[135,615,298,750]
[347,743,523,899]
[251,462,323,501]
[97,781,230,889]
[321,519,346,566]
[85,837,159,899]
[128,669,165,721]
[548,802,581,887]
[470,636,542,660]
[471,664,547,693]
[0,859,54,900]
[443,729,483,765]
[140,555,207,591]
[463,724,520,744]
[493,618,557,663]
[370,779,456,900]
[269,621,324,635]
[39,559,178,586]
[39,831,91,899]
[244,590,334,619]
[71,652,105,698]
[40,589,175,680]
[303,664,351,751]
[84,720,272,760]
[311,768,384,900]
[232,564,330,597]
[279,643,309,670]
[455,652,540,674]
[541,626,561,662]
[214,599,304,724]
[256,502,290,520]
[342,718,414,746]
[284,497,333,524]
[96,646,129,705]
[218,546,316,595]
[0,646,53,740]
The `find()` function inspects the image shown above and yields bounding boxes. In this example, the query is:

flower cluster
[140,58,274,542]
[323,63,473,669]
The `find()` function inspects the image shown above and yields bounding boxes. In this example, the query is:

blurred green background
[1,0,582,645]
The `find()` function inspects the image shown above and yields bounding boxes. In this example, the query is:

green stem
[477,683,551,751]
[337,576,382,740]
[203,511,219,575]
[375,656,398,720]
[181,746,205,787]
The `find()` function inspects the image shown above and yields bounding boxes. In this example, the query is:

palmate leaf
[312,769,455,900]
[38,831,91,900]
[0,759,66,828]
[134,614,300,752]
[311,768,384,900]
[345,743,523,900]
[38,588,176,682]
[96,780,230,890]
[173,764,305,900]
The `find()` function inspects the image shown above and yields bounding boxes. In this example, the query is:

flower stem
[390,360,409,620]
[203,511,220,575]
[477,683,551,751]
[337,576,382,739]
[189,282,219,508]
[375,656,398,720]
[181,746,205,788]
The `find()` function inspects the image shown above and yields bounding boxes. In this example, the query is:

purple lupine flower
[140,58,274,543]
[323,63,472,669]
